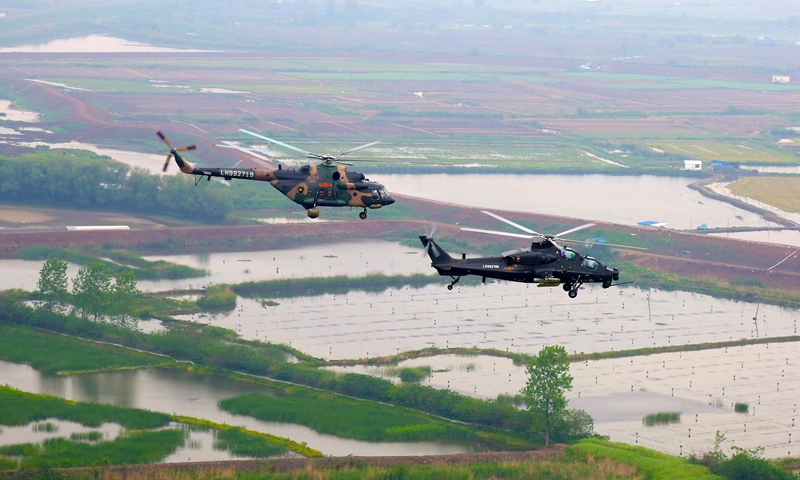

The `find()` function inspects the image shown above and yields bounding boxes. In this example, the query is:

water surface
[0,362,475,457]
[384,174,775,230]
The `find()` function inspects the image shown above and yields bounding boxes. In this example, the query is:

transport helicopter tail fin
[419,235,453,265]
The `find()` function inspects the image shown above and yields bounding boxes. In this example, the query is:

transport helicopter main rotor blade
[555,223,596,238]
[239,129,317,157]
[461,227,535,239]
[162,154,172,172]
[480,211,542,235]
[156,131,171,148]
[338,141,381,157]
[176,145,197,152]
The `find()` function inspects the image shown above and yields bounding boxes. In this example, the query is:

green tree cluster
[522,345,594,446]
[36,259,141,328]
[0,151,231,222]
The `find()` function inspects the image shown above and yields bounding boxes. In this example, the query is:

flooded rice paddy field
[329,342,800,459]
[0,241,428,293]
[138,240,429,292]
[384,174,777,231]
[179,282,799,361]
[0,361,476,457]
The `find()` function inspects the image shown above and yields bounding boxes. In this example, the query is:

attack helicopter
[157,130,395,219]
[420,211,642,298]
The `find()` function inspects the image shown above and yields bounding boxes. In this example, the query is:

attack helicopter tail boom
[419,235,453,267]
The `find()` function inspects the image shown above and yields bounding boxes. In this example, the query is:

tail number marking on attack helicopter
[220,169,255,179]
[483,264,500,269]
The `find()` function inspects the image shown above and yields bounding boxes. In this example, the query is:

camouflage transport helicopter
[420,211,642,298]
[158,130,395,219]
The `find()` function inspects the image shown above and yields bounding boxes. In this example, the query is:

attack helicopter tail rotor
[157,131,196,172]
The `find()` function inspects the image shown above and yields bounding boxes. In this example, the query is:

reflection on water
[0,420,123,447]
[385,173,775,230]
[0,259,83,292]
[0,100,40,122]
[180,284,798,362]
[0,35,210,53]
[0,362,474,457]
[138,241,429,292]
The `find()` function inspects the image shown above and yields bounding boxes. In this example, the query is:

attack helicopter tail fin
[419,235,453,265]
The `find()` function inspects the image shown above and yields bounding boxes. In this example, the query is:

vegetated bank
[0,386,319,469]
[0,299,543,450]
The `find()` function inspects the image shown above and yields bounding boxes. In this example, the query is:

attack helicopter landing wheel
[563,283,572,292]
[359,210,367,220]
[447,285,453,291]
[568,290,578,299]
[603,281,612,289]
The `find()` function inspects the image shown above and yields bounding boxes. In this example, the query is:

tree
[521,344,573,447]
[72,262,113,321]
[35,258,69,312]
[110,270,141,329]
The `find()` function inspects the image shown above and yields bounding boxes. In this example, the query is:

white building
[773,75,791,84]
[684,160,702,170]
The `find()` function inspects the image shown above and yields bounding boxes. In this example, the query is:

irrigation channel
[0,361,478,457]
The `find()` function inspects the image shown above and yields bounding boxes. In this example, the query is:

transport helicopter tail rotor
[157,131,196,172]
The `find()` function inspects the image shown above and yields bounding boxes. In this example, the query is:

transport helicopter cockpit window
[561,249,577,261]
[581,258,599,271]
[372,190,380,200]
[379,188,390,199]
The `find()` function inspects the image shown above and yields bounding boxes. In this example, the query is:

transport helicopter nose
[385,195,395,205]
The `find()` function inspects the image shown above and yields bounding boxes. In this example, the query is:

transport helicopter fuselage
[158,131,394,219]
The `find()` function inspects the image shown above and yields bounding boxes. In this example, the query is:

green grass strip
[0,325,173,374]
[0,386,171,430]
[567,438,721,480]
[173,416,322,457]
[219,391,473,442]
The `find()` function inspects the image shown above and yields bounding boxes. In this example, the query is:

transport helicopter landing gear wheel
[359,210,367,220]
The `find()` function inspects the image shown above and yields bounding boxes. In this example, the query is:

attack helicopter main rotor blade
[239,129,317,157]
[480,211,542,235]
[554,223,596,238]
[338,141,380,157]
[558,238,648,250]
[461,227,535,239]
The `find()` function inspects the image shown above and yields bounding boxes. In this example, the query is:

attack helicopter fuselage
[420,233,622,298]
